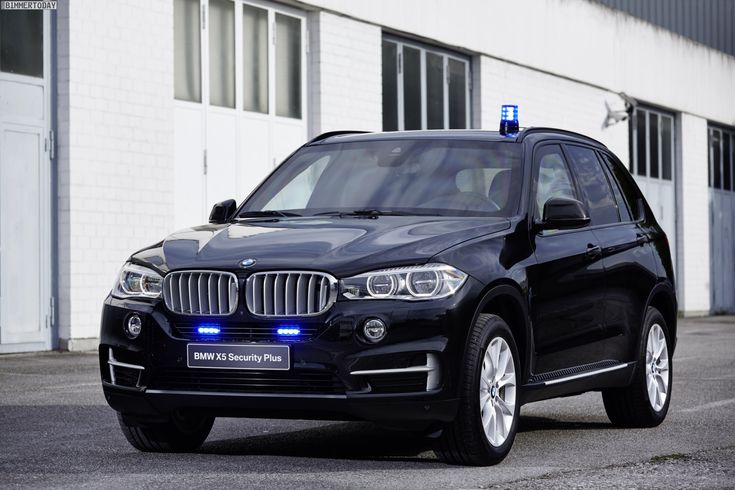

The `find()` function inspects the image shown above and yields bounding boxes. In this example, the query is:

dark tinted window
[598,152,632,222]
[0,9,43,77]
[565,145,619,225]
[533,145,578,217]
[381,40,398,131]
[601,152,641,219]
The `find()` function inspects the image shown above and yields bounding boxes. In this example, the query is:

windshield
[241,138,523,217]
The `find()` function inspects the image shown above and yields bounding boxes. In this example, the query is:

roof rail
[517,127,607,147]
[307,130,370,145]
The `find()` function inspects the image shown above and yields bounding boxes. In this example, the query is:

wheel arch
[471,280,532,383]
[644,282,678,353]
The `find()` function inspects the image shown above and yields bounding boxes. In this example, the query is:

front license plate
[187,343,290,370]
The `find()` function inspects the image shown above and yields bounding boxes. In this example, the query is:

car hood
[132,216,510,277]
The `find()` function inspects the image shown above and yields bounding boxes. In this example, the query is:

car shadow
[201,421,438,463]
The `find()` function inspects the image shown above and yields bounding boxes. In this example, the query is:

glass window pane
[600,152,632,222]
[636,109,646,176]
[402,46,421,130]
[649,112,659,179]
[174,0,201,102]
[535,145,578,217]
[242,4,268,113]
[275,13,301,119]
[0,9,43,77]
[448,58,467,129]
[209,0,235,108]
[713,130,722,189]
[426,52,444,129]
[566,145,620,225]
[661,116,672,180]
[381,40,398,131]
[723,132,732,191]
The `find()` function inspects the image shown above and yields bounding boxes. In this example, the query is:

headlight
[341,263,467,301]
[112,263,164,299]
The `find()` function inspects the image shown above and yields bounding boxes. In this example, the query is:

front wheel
[435,314,520,465]
[602,306,672,427]
[117,411,214,452]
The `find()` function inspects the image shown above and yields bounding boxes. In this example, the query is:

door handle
[636,233,648,246]
[585,244,602,259]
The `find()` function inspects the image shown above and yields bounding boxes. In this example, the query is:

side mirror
[209,199,237,224]
[541,197,590,230]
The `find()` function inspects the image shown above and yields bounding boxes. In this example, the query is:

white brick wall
[57,0,174,348]
[677,114,711,314]
[308,11,382,135]
[476,56,629,163]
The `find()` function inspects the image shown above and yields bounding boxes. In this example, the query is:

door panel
[0,126,45,344]
[592,224,658,360]
[710,189,735,312]
[206,110,238,208]
[530,229,607,373]
[174,104,205,229]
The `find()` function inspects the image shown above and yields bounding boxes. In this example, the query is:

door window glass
[599,152,633,222]
[381,40,398,131]
[534,145,578,217]
[565,145,620,225]
[631,106,674,181]
[0,9,43,77]
[447,58,467,129]
[402,46,421,130]
[209,0,235,108]
[275,13,301,119]
[242,4,268,113]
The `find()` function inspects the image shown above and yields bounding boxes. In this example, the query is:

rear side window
[564,145,619,226]
[599,152,640,220]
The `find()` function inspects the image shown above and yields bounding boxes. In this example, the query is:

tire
[435,314,521,466]
[602,306,672,428]
[117,411,214,452]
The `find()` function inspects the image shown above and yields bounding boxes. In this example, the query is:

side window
[565,145,619,226]
[534,145,578,217]
[599,152,634,221]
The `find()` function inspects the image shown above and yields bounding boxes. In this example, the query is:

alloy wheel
[479,336,517,447]
[645,323,670,412]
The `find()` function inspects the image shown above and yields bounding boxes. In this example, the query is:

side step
[528,360,630,386]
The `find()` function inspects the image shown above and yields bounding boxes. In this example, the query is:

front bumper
[99,279,482,424]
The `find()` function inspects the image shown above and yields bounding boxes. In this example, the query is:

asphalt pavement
[1,316,734,489]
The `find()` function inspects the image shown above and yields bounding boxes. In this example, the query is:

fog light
[363,318,387,343]
[124,314,142,339]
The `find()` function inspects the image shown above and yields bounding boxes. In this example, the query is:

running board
[528,360,631,386]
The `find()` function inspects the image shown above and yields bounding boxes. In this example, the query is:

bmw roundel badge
[239,258,256,268]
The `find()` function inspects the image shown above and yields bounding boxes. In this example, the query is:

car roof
[308,128,608,149]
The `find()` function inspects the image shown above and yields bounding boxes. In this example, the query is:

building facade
[0,0,733,352]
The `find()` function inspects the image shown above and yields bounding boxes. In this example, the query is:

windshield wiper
[238,210,302,218]
[315,209,432,217]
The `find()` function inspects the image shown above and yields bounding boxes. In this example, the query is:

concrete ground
[1,316,733,489]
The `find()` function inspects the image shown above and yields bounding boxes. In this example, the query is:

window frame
[382,35,471,131]
[629,105,675,182]
[174,0,306,122]
[708,124,735,193]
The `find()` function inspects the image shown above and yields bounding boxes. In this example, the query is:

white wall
[303,0,735,128]
[57,0,175,349]
[308,11,383,135]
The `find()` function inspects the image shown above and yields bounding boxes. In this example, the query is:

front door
[528,144,607,374]
[0,8,53,352]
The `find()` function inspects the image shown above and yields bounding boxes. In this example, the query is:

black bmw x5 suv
[100,128,676,465]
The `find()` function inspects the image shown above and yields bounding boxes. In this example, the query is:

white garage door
[173,0,307,230]
[630,106,677,281]
[0,9,53,352]
[708,126,735,313]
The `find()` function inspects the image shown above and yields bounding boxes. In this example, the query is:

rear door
[528,144,607,374]
[564,145,657,363]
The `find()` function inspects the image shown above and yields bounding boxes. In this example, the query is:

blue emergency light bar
[500,105,519,136]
